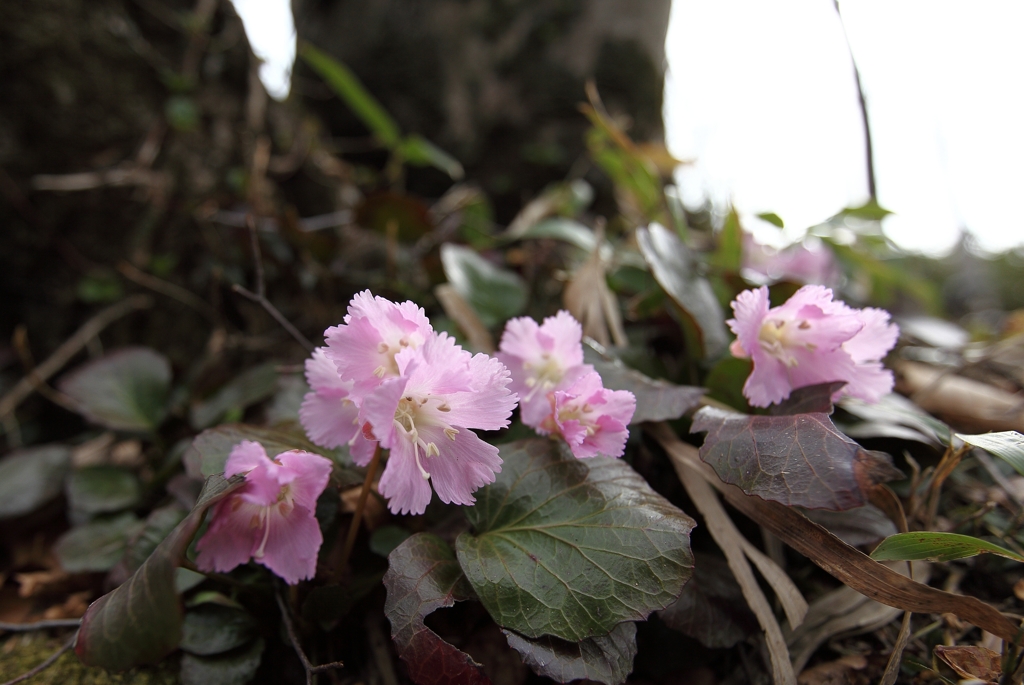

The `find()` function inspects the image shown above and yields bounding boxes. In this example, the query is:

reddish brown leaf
[383,533,491,685]
[934,645,1001,682]
[692,385,902,510]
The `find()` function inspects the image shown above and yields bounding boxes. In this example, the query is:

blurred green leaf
[55,512,144,573]
[583,344,704,423]
[440,243,527,328]
[704,357,753,413]
[77,271,124,304]
[456,439,695,642]
[370,525,411,558]
[710,208,743,273]
[299,42,400,147]
[113,504,188,581]
[66,466,141,515]
[871,532,1024,563]
[180,605,258,657]
[165,96,199,133]
[189,363,278,430]
[958,431,1024,476]
[756,212,785,228]
[59,347,172,432]
[398,134,464,180]
[0,445,71,520]
[636,224,729,359]
[839,199,892,221]
[180,638,264,685]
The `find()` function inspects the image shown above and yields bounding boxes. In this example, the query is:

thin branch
[833,0,877,200]
[275,591,344,685]
[232,218,315,352]
[339,446,383,570]
[0,619,82,632]
[117,261,218,321]
[0,295,152,420]
[0,631,77,685]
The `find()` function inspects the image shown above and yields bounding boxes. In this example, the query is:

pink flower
[196,441,332,584]
[497,311,592,426]
[541,371,636,459]
[299,348,360,450]
[324,290,433,403]
[728,285,899,407]
[742,233,839,287]
[360,332,517,515]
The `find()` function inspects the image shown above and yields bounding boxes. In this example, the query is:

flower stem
[339,445,382,569]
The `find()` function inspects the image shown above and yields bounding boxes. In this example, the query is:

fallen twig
[275,590,344,685]
[0,295,152,421]
[0,619,82,632]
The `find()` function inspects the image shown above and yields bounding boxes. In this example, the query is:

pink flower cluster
[497,311,635,458]
[728,285,899,407]
[300,291,517,515]
[196,441,331,584]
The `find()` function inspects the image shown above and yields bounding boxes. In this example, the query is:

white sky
[664,0,1024,255]
[234,0,1024,255]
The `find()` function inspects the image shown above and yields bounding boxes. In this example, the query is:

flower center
[522,354,563,401]
[252,483,294,559]
[757,318,813,367]
[393,395,459,481]
[373,336,419,379]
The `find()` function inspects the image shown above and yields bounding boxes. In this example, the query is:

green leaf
[59,347,171,431]
[515,218,601,253]
[189,363,278,430]
[838,199,892,221]
[370,525,412,558]
[299,42,401,147]
[957,431,1024,477]
[840,393,952,447]
[659,553,755,649]
[870,532,1024,564]
[183,423,329,477]
[703,357,753,413]
[180,638,265,685]
[583,344,704,423]
[440,243,527,329]
[398,134,464,180]
[0,445,71,519]
[383,533,490,685]
[180,605,258,656]
[503,622,637,685]
[710,208,743,273]
[75,474,245,670]
[456,439,695,642]
[65,466,141,515]
[756,212,785,228]
[54,512,144,573]
[636,224,729,359]
[110,504,189,585]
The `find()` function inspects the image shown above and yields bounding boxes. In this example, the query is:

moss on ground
[0,633,178,684]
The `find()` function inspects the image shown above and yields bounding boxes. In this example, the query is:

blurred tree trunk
[292,0,672,212]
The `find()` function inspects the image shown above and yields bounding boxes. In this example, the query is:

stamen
[798,321,810,329]
[525,377,537,387]
[425,442,440,457]
[444,427,459,441]
[413,445,431,480]
[377,342,390,353]
[437,403,451,412]
[373,365,386,378]
[254,509,272,558]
